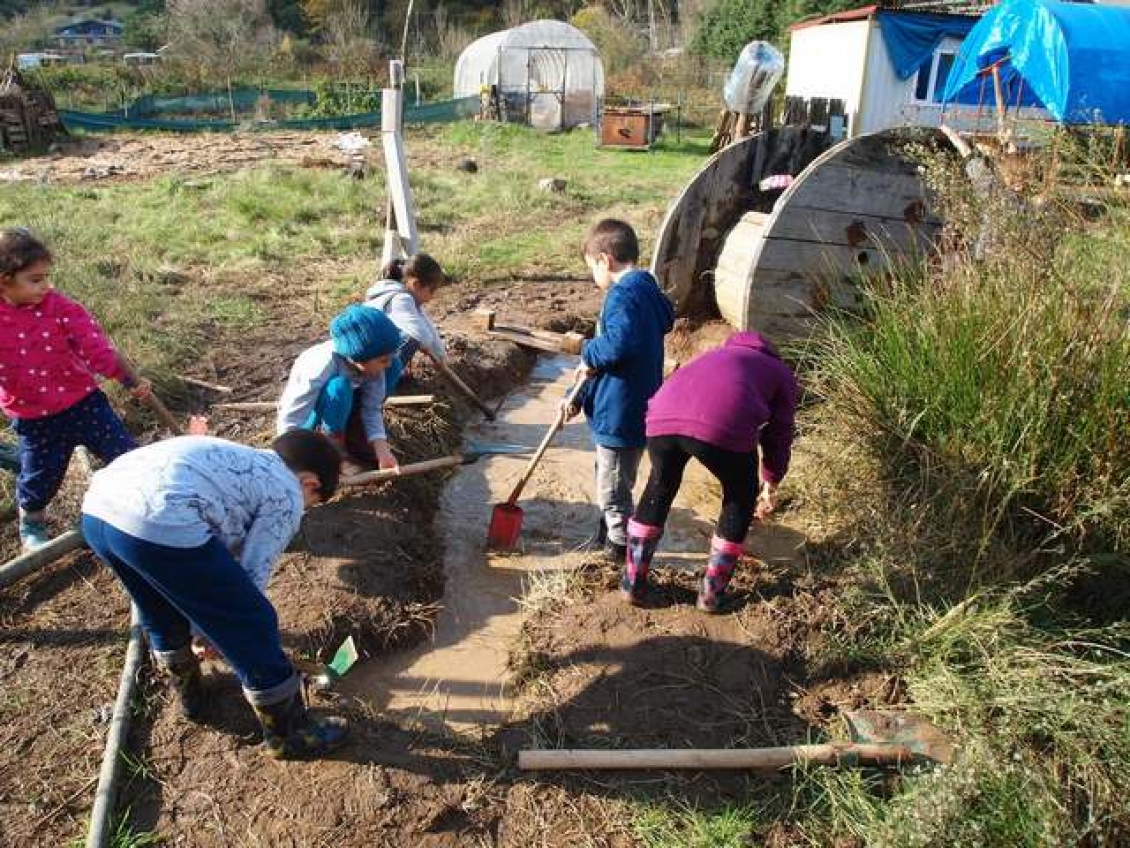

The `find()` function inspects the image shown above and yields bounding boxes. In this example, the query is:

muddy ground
[0,132,382,185]
[0,134,892,848]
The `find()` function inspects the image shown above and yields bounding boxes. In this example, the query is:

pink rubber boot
[697,536,743,614]
[622,519,663,606]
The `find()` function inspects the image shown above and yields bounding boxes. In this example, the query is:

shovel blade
[488,503,524,549]
[843,710,955,764]
[465,440,534,460]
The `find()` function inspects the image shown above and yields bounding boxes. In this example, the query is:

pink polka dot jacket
[0,290,130,420]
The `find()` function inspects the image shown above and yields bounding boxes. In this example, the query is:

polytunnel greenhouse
[454,19,605,131]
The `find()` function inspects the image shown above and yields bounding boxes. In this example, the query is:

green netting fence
[59,90,479,133]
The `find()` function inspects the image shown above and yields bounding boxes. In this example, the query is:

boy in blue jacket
[567,219,675,561]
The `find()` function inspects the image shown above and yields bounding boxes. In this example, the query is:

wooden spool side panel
[651,134,762,314]
[741,129,945,337]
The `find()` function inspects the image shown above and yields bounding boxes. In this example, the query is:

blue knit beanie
[330,305,401,362]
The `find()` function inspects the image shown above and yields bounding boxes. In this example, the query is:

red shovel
[488,374,588,550]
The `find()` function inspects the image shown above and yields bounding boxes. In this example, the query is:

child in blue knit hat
[277,305,402,473]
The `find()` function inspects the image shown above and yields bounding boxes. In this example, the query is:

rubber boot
[249,685,349,760]
[152,645,206,722]
[697,536,743,614]
[18,510,50,552]
[622,519,662,606]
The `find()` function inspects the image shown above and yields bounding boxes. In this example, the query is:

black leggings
[634,435,758,544]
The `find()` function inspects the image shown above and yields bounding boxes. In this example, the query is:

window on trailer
[915,51,957,103]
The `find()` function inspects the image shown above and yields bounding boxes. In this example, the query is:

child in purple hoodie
[623,332,798,612]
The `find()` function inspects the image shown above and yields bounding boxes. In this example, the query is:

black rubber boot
[250,687,349,760]
[154,648,206,722]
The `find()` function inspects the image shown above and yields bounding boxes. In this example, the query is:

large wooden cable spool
[654,127,950,341]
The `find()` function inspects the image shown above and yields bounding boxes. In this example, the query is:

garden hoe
[518,709,954,772]
[340,439,531,487]
[488,374,589,550]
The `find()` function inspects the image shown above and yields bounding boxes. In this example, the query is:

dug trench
[1,295,899,847]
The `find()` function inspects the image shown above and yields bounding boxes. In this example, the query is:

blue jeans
[15,390,136,513]
[386,339,416,393]
[81,514,296,695]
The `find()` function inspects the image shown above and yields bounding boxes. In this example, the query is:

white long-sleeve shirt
[276,340,388,441]
[82,436,305,592]
[365,280,446,360]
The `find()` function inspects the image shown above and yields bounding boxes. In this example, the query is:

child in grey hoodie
[365,254,447,389]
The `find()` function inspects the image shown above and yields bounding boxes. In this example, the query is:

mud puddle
[340,354,790,737]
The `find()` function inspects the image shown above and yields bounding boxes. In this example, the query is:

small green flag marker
[326,635,359,679]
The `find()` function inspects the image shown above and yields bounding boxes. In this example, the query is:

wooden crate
[600,106,667,150]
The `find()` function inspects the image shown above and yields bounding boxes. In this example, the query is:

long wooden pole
[0,528,85,590]
[518,743,915,771]
[214,395,434,412]
[85,605,145,848]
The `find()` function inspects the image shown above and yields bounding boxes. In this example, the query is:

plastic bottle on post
[723,42,786,115]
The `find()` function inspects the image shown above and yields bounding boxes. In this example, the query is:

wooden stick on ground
[179,375,233,394]
[518,744,915,771]
[214,394,435,413]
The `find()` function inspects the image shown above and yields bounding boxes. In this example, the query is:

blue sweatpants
[81,514,296,694]
[14,390,136,513]
[303,365,403,434]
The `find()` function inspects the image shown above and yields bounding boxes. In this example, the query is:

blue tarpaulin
[876,11,979,80]
[942,0,1130,124]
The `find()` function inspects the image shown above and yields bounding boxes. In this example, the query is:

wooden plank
[487,328,574,354]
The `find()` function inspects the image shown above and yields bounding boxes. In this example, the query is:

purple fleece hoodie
[645,332,798,483]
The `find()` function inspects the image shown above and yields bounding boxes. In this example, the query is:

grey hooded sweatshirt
[364,280,446,362]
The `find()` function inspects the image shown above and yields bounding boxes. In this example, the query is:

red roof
[790,5,880,31]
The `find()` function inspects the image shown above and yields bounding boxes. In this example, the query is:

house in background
[784,4,987,137]
[54,19,124,49]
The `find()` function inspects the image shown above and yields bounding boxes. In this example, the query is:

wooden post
[381,59,420,265]
[474,309,497,331]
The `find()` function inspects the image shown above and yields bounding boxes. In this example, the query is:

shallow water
[340,355,725,735]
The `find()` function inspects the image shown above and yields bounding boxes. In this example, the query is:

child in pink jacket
[0,228,150,551]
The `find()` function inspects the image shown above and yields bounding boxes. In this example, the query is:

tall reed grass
[812,152,1130,557]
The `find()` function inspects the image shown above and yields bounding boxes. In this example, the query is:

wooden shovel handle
[518,743,915,771]
[341,454,464,487]
[427,352,496,421]
[505,375,587,505]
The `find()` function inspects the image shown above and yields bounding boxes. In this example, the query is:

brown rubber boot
[153,646,206,721]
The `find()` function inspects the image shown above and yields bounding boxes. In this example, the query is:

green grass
[780,150,1130,846]
[633,801,760,848]
[810,169,1130,556]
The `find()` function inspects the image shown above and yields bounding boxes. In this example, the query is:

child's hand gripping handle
[505,374,587,506]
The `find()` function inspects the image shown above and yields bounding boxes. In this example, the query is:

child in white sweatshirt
[365,253,447,389]
[81,430,348,759]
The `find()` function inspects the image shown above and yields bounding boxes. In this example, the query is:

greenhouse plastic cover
[723,42,784,115]
[454,20,604,129]
[942,0,1130,124]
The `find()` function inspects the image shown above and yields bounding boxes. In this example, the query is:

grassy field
[3,124,1128,846]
